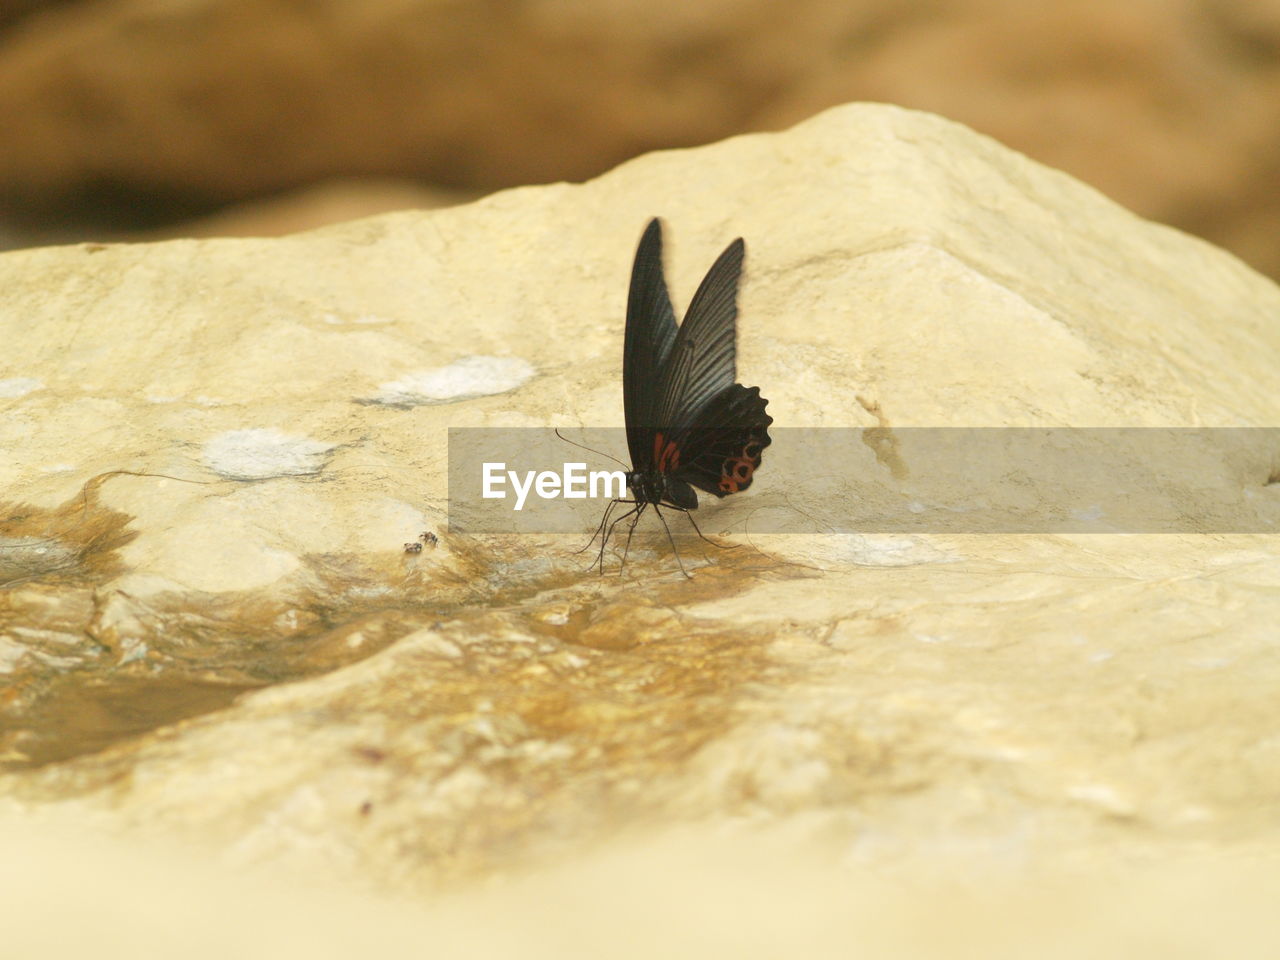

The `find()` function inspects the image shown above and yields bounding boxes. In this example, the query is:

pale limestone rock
[1,103,1279,944]
[6,812,1280,960]
[143,180,478,241]
[3,812,1280,960]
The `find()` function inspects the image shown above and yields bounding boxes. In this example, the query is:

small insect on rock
[403,531,438,554]
[588,217,772,575]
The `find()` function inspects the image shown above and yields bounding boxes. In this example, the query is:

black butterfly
[589,217,772,574]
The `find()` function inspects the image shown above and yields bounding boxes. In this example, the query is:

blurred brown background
[2,0,1279,282]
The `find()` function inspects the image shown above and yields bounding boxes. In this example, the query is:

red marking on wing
[653,431,681,473]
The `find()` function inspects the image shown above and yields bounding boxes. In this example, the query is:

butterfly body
[625,468,697,512]
[591,217,772,573]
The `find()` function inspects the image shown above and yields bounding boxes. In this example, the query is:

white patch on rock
[370,355,534,406]
[796,534,956,567]
[322,313,392,325]
[1066,783,1135,816]
[118,637,149,665]
[202,428,335,480]
[0,636,29,673]
[0,377,41,398]
[1070,505,1105,523]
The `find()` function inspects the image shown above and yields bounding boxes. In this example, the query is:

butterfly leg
[681,509,739,556]
[652,504,693,579]
[599,500,642,574]
[575,496,620,557]
[617,502,649,576]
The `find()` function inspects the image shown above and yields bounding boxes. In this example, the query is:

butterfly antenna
[653,505,692,579]
[553,427,630,471]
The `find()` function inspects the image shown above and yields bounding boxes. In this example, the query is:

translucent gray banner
[447,428,1280,534]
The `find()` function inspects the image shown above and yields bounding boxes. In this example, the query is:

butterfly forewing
[651,237,744,435]
[623,218,679,473]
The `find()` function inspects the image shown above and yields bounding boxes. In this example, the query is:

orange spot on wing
[719,442,762,494]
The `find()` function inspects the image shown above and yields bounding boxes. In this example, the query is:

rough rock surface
[2,103,1279,948]
[3,0,1280,282]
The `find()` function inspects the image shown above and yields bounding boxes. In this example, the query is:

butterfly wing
[624,218,679,473]
[649,235,745,436]
[668,383,772,497]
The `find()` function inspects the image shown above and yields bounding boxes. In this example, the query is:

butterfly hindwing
[668,384,772,497]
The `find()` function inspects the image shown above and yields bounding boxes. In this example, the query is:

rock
[1,102,1279,934]
[4,0,1280,284]
[6,814,1280,960]
[3,813,1280,959]
[757,0,1280,279]
[142,179,480,241]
